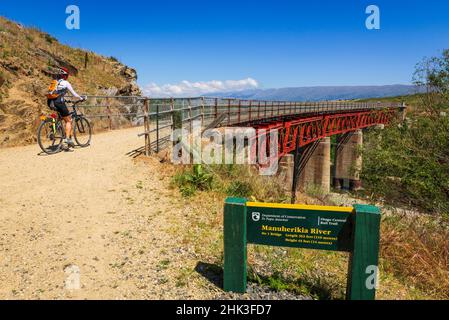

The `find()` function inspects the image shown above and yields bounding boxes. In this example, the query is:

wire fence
[74,95,403,156]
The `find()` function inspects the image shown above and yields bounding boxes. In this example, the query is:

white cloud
[142,78,259,97]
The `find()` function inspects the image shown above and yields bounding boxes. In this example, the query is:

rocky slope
[0,16,141,147]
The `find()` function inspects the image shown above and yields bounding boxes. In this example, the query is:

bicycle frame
[40,101,84,137]
[38,99,91,154]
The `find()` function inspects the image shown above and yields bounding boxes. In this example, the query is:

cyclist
[47,67,85,148]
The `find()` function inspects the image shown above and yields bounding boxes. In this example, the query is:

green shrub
[43,33,57,44]
[172,165,213,197]
[179,185,196,197]
[362,116,449,215]
[226,181,253,198]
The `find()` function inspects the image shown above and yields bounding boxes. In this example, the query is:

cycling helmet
[58,67,69,80]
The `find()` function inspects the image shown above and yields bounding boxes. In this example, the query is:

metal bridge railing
[74,95,402,156]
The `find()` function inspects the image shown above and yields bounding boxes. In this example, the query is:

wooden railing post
[106,97,112,130]
[201,97,205,128]
[215,98,218,120]
[144,98,151,156]
[238,100,241,123]
[171,98,175,131]
[188,98,193,135]
[228,99,231,126]
[156,103,160,153]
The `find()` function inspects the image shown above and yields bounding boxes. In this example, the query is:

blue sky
[1,0,449,95]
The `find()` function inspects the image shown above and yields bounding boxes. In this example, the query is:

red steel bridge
[142,97,403,201]
[80,96,404,201]
[139,97,403,157]
[79,96,403,156]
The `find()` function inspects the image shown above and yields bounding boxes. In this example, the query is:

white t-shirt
[56,80,81,99]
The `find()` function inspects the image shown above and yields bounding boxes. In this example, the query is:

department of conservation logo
[252,212,261,222]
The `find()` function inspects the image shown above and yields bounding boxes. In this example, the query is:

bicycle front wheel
[37,120,64,155]
[74,117,92,147]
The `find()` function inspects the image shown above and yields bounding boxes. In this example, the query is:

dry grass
[168,163,443,299]
[381,215,449,299]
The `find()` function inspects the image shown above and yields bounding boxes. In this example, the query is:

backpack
[47,79,62,99]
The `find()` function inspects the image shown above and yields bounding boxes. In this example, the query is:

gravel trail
[0,127,307,300]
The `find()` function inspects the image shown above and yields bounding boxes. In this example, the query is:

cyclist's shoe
[65,138,76,148]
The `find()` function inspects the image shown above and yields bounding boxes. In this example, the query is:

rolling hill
[210,85,422,101]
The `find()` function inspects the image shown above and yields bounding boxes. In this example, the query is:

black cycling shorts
[47,99,70,118]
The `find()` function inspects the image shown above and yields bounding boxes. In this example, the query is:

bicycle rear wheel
[37,120,64,154]
[73,116,92,147]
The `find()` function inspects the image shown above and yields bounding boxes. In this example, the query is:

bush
[43,33,57,44]
[362,115,449,215]
[226,181,253,198]
[172,165,213,197]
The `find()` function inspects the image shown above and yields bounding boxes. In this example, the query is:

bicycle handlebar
[66,98,86,106]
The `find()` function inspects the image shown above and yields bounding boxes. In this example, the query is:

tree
[413,49,449,115]
[362,50,449,215]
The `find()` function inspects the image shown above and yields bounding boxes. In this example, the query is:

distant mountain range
[209,85,423,101]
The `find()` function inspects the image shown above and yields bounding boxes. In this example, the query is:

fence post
[215,98,218,120]
[228,99,231,126]
[156,103,160,153]
[171,98,175,132]
[188,98,193,136]
[144,98,151,156]
[248,100,252,122]
[347,204,381,300]
[106,97,112,130]
[201,97,205,129]
[223,197,248,293]
[238,100,241,123]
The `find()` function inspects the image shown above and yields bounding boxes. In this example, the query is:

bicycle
[37,99,92,155]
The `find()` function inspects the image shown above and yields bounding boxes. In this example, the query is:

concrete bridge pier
[333,130,363,191]
[279,154,294,192]
[282,137,331,203]
[399,102,407,122]
[298,137,331,193]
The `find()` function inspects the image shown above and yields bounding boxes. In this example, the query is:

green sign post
[223,198,381,300]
